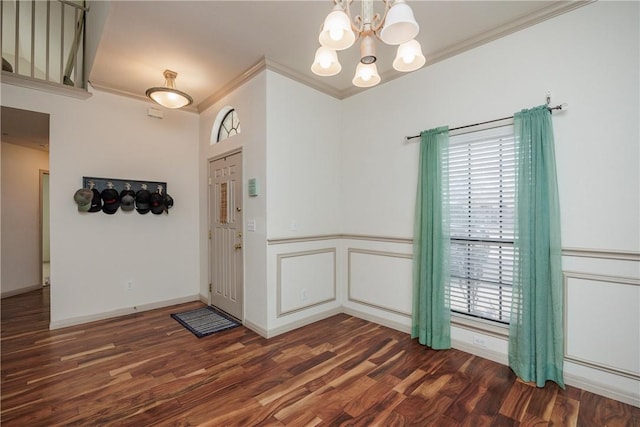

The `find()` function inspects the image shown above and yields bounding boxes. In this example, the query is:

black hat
[88,188,102,212]
[163,193,174,214]
[136,189,151,214]
[120,189,136,212]
[150,191,165,215]
[101,188,120,215]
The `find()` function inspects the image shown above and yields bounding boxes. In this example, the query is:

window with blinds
[448,125,515,324]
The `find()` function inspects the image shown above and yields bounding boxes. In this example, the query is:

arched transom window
[214,107,241,143]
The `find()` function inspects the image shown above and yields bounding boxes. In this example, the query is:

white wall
[341,1,639,406]
[199,72,269,331]
[265,71,343,334]
[199,70,343,335]
[1,142,49,296]
[2,0,637,407]
[265,72,343,239]
[1,83,200,327]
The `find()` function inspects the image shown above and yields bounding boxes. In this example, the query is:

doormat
[171,306,241,338]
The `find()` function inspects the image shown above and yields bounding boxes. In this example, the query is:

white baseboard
[198,293,208,304]
[342,306,411,334]
[564,372,640,408]
[1,284,43,299]
[49,294,200,330]
[248,307,343,339]
[243,318,268,338]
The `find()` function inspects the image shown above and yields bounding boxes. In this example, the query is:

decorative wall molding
[563,271,640,287]
[347,248,412,317]
[342,234,413,245]
[267,233,412,245]
[268,234,342,245]
[562,247,640,261]
[268,235,639,262]
[276,248,337,317]
[563,271,640,381]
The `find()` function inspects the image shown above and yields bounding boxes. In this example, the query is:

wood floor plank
[499,380,535,421]
[549,394,579,427]
[2,288,639,426]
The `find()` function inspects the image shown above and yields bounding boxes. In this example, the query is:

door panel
[209,152,243,320]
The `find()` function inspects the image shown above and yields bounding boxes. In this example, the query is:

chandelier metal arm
[335,0,392,38]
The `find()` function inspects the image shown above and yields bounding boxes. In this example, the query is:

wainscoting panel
[277,248,336,317]
[347,248,412,317]
[565,271,640,380]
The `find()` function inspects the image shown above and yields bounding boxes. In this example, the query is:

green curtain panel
[509,106,564,387]
[412,126,451,350]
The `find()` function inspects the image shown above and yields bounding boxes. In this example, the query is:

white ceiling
[2,1,589,150]
[0,106,50,152]
[88,1,589,112]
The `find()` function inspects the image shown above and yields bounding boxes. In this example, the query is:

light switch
[247,220,256,232]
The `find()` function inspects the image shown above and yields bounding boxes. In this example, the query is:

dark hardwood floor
[1,288,638,426]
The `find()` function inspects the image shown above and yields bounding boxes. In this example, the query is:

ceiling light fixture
[311,0,426,88]
[145,69,193,109]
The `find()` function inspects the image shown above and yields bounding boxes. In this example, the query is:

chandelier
[311,0,425,88]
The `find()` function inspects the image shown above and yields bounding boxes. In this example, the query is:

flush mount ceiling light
[145,69,193,109]
[311,0,426,88]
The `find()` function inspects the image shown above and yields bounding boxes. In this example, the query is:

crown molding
[88,80,199,113]
[424,0,595,68]
[263,58,344,100]
[196,57,346,112]
[338,0,595,99]
[197,59,268,113]
[72,1,596,110]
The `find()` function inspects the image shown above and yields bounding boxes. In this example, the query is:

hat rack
[82,176,168,195]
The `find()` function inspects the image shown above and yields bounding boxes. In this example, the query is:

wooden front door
[209,151,243,320]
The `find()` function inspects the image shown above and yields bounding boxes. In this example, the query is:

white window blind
[448,125,515,324]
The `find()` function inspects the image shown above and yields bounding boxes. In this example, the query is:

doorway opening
[40,170,50,287]
[0,106,50,308]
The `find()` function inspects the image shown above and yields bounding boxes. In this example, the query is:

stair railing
[1,0,87,89]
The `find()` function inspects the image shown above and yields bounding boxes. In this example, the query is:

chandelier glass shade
[311,47,342,76]
[146,69,193,109]
[311,0,425,88]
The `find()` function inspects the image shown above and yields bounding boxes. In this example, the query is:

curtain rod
[405,103,568,142]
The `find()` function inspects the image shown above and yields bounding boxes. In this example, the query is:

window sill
[451,313,509,339]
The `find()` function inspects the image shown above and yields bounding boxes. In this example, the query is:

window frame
[216,108,240,143]
[447,123,516,331]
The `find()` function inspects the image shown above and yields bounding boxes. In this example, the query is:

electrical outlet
[301,289,308,301]
[126,280,133,291]
[472,335,487,348]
